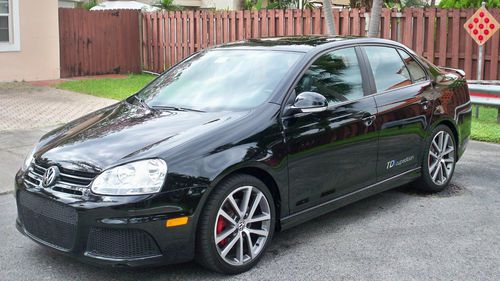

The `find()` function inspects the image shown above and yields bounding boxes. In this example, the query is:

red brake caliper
[216,216,228,246]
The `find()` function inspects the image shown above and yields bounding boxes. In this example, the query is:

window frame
[358,43,431,96]
[396,48,429,83]
[293,47,368,106]
[283,45,374,110]
[0,0,20,52]
[361,45,415,94]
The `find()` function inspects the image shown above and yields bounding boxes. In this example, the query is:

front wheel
[414,125,457,192]
[196,174,275,274]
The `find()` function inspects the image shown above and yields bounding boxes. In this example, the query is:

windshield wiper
[151,105,205,113]
[133,95,151,110]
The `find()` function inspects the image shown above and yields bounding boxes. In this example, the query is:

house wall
[0,0,60,82]
[200,0,241,10]
[79,0,242,10]
[58,0,82,8]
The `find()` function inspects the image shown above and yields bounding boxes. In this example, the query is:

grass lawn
[471,106,500,143]
[56,74,156,100]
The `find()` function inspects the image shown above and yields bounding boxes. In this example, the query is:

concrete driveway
[0,83,116,131]
[0,83,115,194]
[0,83,499,280]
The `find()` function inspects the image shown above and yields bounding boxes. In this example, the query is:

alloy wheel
[214,186,271,266]
[428,131,455,185]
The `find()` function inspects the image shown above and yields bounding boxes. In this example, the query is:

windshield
[139,49,303,112]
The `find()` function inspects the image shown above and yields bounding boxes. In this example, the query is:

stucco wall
[200,0,241,9]
[0,0,60,82]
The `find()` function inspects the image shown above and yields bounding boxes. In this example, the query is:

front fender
[170,142,288,241]
[198,141,288,214]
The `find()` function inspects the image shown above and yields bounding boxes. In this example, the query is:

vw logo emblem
[42,166,59,187]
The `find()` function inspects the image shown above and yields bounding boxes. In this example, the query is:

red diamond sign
[464,7,499,45]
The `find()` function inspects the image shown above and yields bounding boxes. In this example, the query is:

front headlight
[91,159,167,196]
[22,145,37,171]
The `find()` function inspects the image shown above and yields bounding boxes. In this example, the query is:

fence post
[139,12,143,71]
[477,2,487,80]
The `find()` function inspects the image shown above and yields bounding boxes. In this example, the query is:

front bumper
[14,170,206,267]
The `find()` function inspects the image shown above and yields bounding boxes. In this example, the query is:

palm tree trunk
[322,0,336,35]
[367,0,383,37]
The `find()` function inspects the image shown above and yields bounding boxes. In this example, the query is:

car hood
[36,101,248,172]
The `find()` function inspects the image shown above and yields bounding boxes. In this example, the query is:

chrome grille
[24,161,97,196]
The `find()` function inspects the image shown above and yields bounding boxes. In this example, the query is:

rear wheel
[414,125,456,192]
[196,174,275,274]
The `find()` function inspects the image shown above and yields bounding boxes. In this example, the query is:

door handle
[362,115,376,126]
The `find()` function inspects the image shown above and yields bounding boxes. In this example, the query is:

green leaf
[255,0,263,10]
[267,2,280,9]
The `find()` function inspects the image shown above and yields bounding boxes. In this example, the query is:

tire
[413,125,457,192]
[195,174,276,274]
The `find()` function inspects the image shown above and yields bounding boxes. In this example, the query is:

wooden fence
[142,8,500,80]
[59,9,141,78]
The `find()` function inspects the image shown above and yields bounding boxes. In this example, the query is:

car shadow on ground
[28,182,463,279]
[396,182,467,198]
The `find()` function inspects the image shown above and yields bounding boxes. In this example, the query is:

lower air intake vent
[86,227,161,259]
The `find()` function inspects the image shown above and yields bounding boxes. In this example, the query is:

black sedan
[15,36,472,274]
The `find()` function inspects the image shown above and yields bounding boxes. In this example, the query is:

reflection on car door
[283,47,379,213]
[361,46,435,180]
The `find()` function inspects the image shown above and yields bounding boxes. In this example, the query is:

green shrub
[157,0,183,11]
[83,0,98,10]
[439,0,500,8]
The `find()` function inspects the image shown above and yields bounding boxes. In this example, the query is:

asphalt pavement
[0,140,499,281]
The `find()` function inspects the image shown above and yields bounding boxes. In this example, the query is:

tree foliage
[350,0,430,9]
[82,0,98,10]
[383,0,429,9]
[350,0,373,8]
[439,0,500,8]
[244,0,317,9]
[157,0,183,11]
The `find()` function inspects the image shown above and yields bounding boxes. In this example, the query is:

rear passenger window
[363,46,411,92]
[397,50,427,82]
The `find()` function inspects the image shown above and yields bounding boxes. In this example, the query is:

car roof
[213,36,407,53]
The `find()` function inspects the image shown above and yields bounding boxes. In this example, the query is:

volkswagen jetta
[15,36,472,274]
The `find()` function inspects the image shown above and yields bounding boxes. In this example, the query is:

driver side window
[295,47,364,105]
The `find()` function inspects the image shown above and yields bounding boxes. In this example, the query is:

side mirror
[289,91,328,114]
